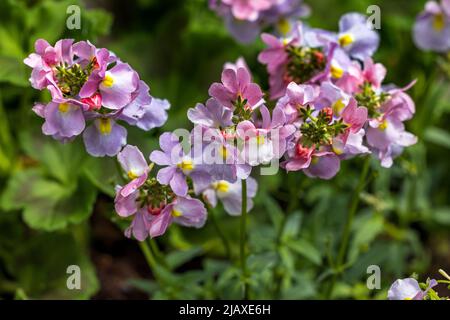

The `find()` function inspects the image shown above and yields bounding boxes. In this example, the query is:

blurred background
[0,0,449,299]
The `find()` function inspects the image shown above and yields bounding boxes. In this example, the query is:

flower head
[388,278,438,300]
[209,67,264,110]
[24,39,169,157]
[202,177,258,215]
[413,0,450,52]
[114,145,208,240]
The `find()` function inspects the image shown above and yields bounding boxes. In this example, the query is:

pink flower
[275,82,318,124]
[149,197,207,238]
[115,145,150,216]
[209,67,264,110]
[222,0,275,21]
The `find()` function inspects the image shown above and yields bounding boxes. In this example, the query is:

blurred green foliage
[0,0,449,299]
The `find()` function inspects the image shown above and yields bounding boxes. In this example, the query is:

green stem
[273,173,299,298]
[209,206,232,260]
[326,157,371,298]
[148,238,168,268]
[240,178,249,299]
[139,241,158,269]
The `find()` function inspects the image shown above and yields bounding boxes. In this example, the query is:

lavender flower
[24,39,169,157]
[413,0,450,52]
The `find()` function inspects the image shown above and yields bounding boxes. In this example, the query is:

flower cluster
[114,62,275,240]
[258,13,379,99]
[115,145,208,240]
[254,13,416,177]
[209,0,310,43]
[413,0,450,52]
[24,39,169,157]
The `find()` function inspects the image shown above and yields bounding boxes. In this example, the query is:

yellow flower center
[213,180,230,193]
[338,34,354,47]
[58,103,70,113]
[255,134,265,145]
[127,171,139,180]
[331,65,344,79]
[332,145,344,155]
[311,156,319,165]
[433,13,445,32]
[277,18,291,36]
[177,158,194,173]
[219,145,228,160]
[378,119,388,131]
[332,99,346,114]
[102,74,114,87]
[98,118,112,135]
[171,209,183,217]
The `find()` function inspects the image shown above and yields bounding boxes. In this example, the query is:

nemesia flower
[413,0,450,52]
[224,57,250,73]
[118,81,170,131]
[388,278,438,300]
[236,105,296,165]
[83,115,127,157]
[150,132,211,196]
[201,177,258,215]
[335,13,379,61]
[221,0,276,21]
[366,116,417,168]
[24,39,169,157]
[24,39,74,90]
[114,145,208,241]
[210,0,310,43]
[209,66,264,110]
[149,197,207,238]
[34,101,85,140]
[258,24,335,99]
[334,58,418,167]
[335,57,386,94]
[278,82,368,179]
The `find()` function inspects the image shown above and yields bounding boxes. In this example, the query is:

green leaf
[1,169,97,231]
[27,0,77,45]
[83,156,121,197]
[166,247,204,270]
[424,127,450,149]
[281,212,302,241]
[19,130,86,185]
[286,239,322,266]
[432,207,450,226]
[348,214,385,262]
[4,231,99,299]
[261,196,284,232]
[0,55,28,86]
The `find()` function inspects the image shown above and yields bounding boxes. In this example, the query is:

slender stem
[273,173,299,298]
[139,241,158,270]
[326,157,371,298]
[240,178,249,299]
[148,238,169,268]
[209,206,232,260]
